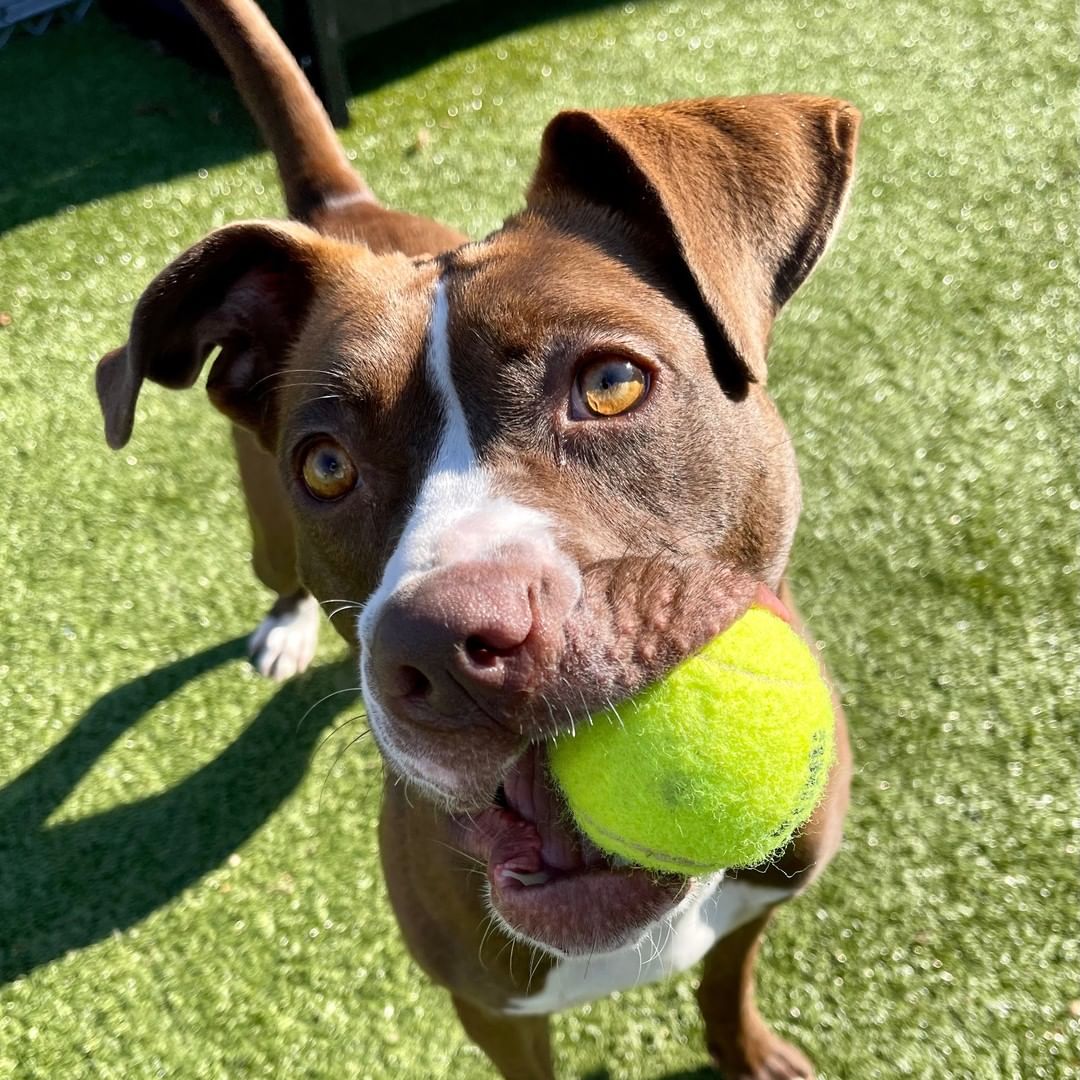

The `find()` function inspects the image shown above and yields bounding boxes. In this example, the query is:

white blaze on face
[360,276,487,612]
[357,277,570,796]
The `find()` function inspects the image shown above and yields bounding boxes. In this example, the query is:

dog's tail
[183,0,374,221]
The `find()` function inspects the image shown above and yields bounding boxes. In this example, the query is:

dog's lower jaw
[500,873,805,1019]
[486,868,717,963]
[424,743,696,957]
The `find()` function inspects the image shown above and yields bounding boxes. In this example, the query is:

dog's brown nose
[370,560,569,728]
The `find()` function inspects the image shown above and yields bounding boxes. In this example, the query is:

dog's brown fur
[95,2,859,1075]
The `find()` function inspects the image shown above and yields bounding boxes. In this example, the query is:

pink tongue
[502,746,590,872]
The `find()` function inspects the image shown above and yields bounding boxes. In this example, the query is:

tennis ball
[549,607,835,873]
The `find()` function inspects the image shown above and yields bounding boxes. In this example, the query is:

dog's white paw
[247,594,320,681]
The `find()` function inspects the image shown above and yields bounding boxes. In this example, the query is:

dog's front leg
[696,730,851,1080]
[696,908,814,1080]
[231,425,321,680]
[451,996,555,1080]
[696,582,852,1079]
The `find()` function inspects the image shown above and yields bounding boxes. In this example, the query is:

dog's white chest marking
[504,877,794,1015]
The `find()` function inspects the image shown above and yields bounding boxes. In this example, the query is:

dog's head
[97,95,859,955]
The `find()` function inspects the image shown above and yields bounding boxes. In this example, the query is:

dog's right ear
[96,220,336,451]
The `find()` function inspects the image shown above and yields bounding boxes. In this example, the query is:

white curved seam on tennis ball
[570,807,802,873]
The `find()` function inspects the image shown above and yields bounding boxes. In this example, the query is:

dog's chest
[503,876,793,1015]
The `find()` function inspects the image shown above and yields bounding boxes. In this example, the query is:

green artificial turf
[0,1,1076,1077]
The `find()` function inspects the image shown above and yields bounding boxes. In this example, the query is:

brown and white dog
[96,2,859,1076]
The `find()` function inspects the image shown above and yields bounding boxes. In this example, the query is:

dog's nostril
[398,665,432,699]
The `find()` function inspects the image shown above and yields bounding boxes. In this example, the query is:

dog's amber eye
[575,357,649,417]
[300,438,357,500]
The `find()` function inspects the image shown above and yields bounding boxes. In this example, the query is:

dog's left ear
[526,94,860,385]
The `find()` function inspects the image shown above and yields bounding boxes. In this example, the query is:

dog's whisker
[430,837,486,869]
[643,922,665,970]
[477,912,501,968]
[604,698,626,731]
[294,685,363,733]
[492,935,514,967]
[253,373,347,389]
[314,713,366,755]
[526,946,545,993]
[576,688,596,730]
[540,694,560,738]
[445,863,488,881]
[316,728,371,816]
[258,381,349,396]
[248,366,350,393]
[326,603,362,621]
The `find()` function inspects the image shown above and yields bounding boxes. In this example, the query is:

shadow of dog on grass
[0,639,359,984]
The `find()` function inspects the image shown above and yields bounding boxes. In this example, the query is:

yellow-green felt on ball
[549,607,835,874]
